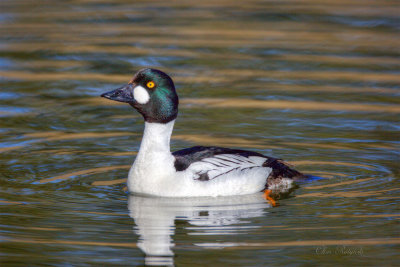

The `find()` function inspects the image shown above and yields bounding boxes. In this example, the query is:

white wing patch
[187,154,267,180]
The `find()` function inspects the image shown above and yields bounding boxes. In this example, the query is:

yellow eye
[146,81,155,89]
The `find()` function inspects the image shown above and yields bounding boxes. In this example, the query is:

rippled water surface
[1,0,399,266]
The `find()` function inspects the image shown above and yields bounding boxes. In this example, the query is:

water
[1,0,399,265]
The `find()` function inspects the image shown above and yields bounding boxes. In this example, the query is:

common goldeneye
[101,68,305,205]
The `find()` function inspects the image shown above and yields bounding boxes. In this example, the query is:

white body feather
[128,120,279,197]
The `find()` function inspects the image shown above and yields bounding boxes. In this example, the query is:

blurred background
[1,0,399,266]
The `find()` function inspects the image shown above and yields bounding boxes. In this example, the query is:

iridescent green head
[101,68,179,123]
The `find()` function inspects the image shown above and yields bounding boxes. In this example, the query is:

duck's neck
[138,120,175,156]
[129,120,176,194]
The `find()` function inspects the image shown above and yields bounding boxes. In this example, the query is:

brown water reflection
[182,98,400,113]
[219,238,400,249]
[4,237,138,248]
[38,165,130,184]
[304,177,374,190]
[321,214,400,218]
[296,187,400,198]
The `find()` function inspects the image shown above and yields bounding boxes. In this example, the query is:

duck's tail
[262,158,327,206]
[263,158,327,194]
[263,158,326,183]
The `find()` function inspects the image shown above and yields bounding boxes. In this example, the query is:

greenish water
[1,0,399,266]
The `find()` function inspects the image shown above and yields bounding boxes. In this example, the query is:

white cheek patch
[133,85,150,104]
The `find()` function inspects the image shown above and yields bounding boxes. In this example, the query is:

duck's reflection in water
[128,193,270,266]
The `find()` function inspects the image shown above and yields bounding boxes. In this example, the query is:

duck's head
[101,68,179,123]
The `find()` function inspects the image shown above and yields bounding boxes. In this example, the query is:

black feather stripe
[214,156,243,165]
[201,158,229,167]
[210,167,240,180]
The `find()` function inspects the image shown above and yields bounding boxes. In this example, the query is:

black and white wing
[172,146,268,181]
[172,146,304,182]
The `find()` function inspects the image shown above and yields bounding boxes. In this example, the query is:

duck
[101,68,305,205]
